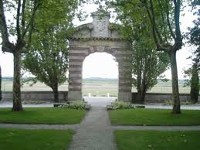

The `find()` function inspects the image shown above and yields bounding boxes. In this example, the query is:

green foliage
[108,0,169,103]
[190,63,199,103]
[108,0,184,113]
[21,77,38,87]
[0,66,1,101]
[164,100,194,105]
[185,3,200,103]
[60,101,89,110]
[0,129,74,150]
[110,102,134,110]
[115,130,200,150]
[22,0,81,102]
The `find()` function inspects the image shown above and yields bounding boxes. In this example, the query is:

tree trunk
[190,64,199,103]
[52,85,59,103]
[0,66,2,101]
[140,87,146,104]
[12,50,23,111]
[169,51,181,114]
[136,85,146,104]
[136,89,142,103]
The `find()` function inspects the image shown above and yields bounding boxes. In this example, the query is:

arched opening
[82,52,118,99]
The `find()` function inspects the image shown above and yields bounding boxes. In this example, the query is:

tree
[0,0,41,111]
[112,5,169,103]
[109,0,183,114]
[184,59,199,103]
[132,38,169,103]
[23,34,69,103]
[107,1,169,103]
[115,11,169,103]
[188,8,200,67]
[22,0,79,102]
[190,60,199,103]
[185,4,200,103]
[0,65,2,101]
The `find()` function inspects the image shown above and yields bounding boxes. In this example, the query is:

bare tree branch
[23,0,40,40]
[0,0,15,53]
[173,0,182,51]
[149,0,163,44]
[21,0,26,33]
[157,0,168,41]
[165,0,176,39]
[16,0,22,39]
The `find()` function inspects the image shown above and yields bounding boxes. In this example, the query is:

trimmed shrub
[108,101,134,110]
[59,101,90,110]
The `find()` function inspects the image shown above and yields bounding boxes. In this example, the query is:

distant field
[1,78,192,97]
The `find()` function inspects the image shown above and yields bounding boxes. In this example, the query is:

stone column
[68,47,88,101]
[117,52,132,102]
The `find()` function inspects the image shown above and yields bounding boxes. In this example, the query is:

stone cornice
[69,37,125,41]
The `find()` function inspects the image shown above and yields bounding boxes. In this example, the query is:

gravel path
[68,98,117,150]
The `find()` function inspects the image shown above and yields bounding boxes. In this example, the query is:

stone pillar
[117,52,132,102]
[68,48,88,101]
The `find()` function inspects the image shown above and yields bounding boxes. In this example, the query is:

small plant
[163,100,173,105]
[108,101,134,110]
[181,101,193,105]
[164,100,194,105]
[59,101,90,110]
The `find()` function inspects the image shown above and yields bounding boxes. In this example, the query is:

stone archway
[68,9,132,102]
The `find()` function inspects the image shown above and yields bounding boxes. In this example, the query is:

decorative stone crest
[96,20,106,32]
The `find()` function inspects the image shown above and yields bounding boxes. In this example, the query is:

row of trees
[107,0,183,113]
[0,0,83,111]
[106,0,199,113]
[109,0,170,103]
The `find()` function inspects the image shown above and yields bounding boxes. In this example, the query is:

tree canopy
[22,0,82,102]
[108,0,183,113]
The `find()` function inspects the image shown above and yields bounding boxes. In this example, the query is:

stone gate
[68,10,132,102]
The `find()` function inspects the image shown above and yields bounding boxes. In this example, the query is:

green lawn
[109,109,200,126]
[115,130,200,150]
[0,128,74,150]
[0,108,86,124]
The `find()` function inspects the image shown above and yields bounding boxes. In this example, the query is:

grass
[0,128,74,150]
[109,109,200,126]
[115,130,200,150]
[2,79,192,94]
[0,108,86,124]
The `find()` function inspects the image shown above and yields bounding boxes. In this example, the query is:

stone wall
[1,91,199,103]
[1,91,68,102]
[132,92,200,103]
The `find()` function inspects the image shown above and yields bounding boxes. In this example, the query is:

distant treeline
[2,77,13,81]
[2,77,189,86]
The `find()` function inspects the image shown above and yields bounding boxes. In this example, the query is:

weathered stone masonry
[68,10,132,102]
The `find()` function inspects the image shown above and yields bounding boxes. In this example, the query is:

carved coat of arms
[96,20,106,32]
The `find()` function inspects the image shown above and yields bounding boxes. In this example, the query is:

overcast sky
[0,3,198,79]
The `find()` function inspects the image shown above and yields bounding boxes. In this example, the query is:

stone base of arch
[68,91,82,101]
[118,92,132,102]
